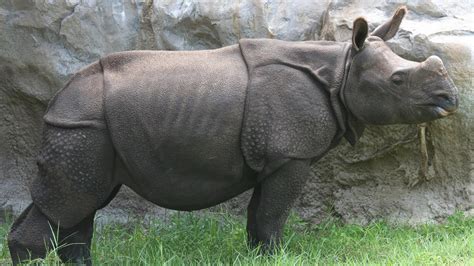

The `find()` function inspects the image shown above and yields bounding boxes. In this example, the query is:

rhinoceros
[8,6,458,264]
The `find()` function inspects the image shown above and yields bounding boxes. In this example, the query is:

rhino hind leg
[8,124,118,264]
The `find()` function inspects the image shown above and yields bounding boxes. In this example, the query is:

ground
[1,211,473,265]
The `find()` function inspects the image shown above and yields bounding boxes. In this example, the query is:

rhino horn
[371,6,407,41]
[421,55,448,76]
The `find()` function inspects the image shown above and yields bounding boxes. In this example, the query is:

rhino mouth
[434,106,452,117]
[416,91,458,117]
[417,103,456,117]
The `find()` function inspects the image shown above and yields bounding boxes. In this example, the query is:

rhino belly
[102,46,255,210]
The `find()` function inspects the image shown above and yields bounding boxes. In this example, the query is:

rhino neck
[337,46,366,146]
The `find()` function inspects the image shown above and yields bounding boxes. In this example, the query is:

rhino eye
[391,71,407,85]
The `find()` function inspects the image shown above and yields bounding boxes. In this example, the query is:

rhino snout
[429,83,458,117]
[419,56,459,117]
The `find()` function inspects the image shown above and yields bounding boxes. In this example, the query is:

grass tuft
[1,211,474,265]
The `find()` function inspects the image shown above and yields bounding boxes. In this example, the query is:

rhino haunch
[8,6,458,264]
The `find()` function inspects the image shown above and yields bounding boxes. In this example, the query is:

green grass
[1,212,474,265]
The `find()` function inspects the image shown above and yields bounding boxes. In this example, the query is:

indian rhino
[8,6,458,265]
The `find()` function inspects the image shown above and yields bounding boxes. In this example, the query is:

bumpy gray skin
[8,7,459,264]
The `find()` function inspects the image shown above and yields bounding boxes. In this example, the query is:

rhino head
[344,6,459,125]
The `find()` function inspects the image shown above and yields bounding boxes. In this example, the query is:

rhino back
[101,45,252,209]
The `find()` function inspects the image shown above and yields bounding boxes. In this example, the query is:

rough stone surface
[0,0,472,225]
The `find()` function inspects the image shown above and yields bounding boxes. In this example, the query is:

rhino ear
[371,6,407,41]
[352,17,368,51]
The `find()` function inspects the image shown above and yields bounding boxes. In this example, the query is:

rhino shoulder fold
[239,39,346,176]
[43,61,106,128]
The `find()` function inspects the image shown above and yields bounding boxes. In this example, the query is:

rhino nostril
[432,92,458,112]
[435,93,450,102]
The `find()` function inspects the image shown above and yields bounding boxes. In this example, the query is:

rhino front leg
[246,184,261,248]
[55,212,95,265]
[252,159,310,252]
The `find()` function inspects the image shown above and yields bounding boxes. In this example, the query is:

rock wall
[1,0,472,225]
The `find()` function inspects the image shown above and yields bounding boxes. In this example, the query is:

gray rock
[0,0,472,225]
[150,0,330,49]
